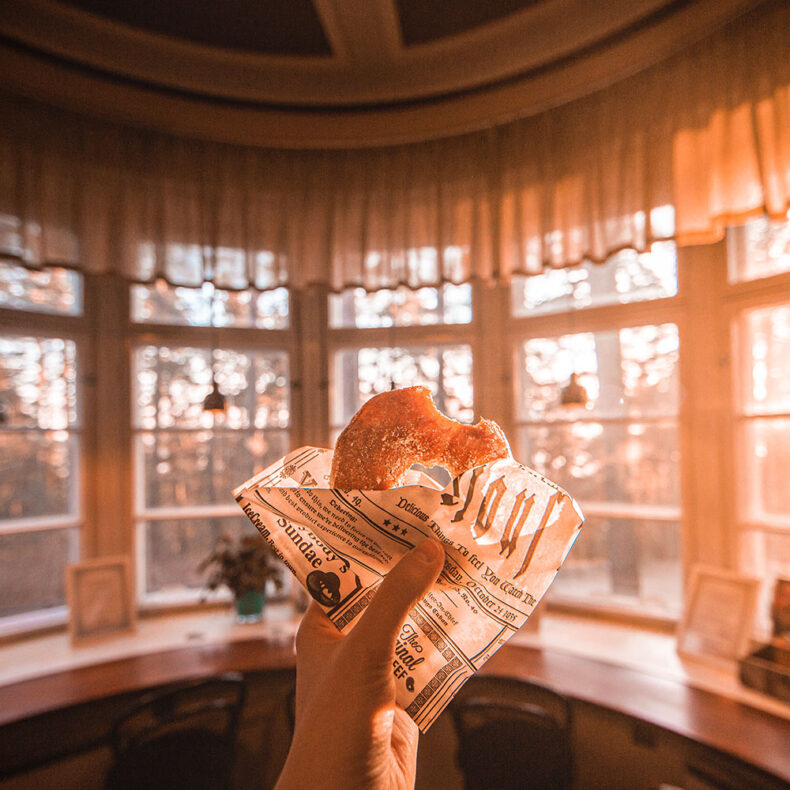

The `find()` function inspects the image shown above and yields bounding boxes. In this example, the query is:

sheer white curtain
[0,0,788,291]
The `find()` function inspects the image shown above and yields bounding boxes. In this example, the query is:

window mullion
[0,515,81,535]
[293,284,329,449]
[677,241,732,572]
[474,279,510,426]
[82,271,133,560]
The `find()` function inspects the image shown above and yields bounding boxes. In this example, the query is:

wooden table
[1,637,788,784]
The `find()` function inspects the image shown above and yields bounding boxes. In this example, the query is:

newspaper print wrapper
[232,446,584,732]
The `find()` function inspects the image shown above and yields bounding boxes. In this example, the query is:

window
[131,281,288,329]
[727,211,790,284]
[730,219,790,629]
[329,280,475,481]
[512,244,682,617]
[0,264,83,634]
[331,344,474,436]
[511,242,677,317]
[6,212,790,637]
[0,260,83,315]
[329,283,472,328]
[131,282,291,605]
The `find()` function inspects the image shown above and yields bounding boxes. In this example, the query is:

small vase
[235,589,266,624]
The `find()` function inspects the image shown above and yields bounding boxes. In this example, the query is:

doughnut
[330,386,511,489]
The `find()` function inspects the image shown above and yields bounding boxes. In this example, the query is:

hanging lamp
[203,370,226,413]
[558,277,588,409]
[559,372,588,407]
[202,286,226,414]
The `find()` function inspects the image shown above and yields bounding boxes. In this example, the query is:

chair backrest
[111,673,247,758]
[448,676,573,790]
[285,681,297,737]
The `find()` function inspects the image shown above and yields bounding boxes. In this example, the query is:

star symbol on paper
[383,519,391,526]
[400,527,407,535]
[391,523,400,531]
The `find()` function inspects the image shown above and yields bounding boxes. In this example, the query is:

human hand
[275,538,446,790]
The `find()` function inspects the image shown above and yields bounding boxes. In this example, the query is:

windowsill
[510,611,790,722]
[0,606,69,641]
[0,603,297,689]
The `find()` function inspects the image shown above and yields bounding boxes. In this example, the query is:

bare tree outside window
[0,267,83,627]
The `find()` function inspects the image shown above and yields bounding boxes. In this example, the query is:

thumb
[347,538,445,666]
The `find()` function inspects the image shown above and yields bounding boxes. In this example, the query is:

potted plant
[199,533,284,623]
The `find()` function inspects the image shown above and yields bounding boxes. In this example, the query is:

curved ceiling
[0,0,762,147]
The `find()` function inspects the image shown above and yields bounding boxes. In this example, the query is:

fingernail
[414,538,444,563]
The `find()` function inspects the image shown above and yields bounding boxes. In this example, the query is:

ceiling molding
[1,0,756,106]
[312,0,403,65]
[0,0,764,148]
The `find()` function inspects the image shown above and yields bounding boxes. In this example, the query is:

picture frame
[677,565,759,664]
[66,555,137,644]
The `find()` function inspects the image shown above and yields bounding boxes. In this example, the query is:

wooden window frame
[128,291,297,610]
[0,288,89,637]
[3,230,790,637]
[507,258,684,622]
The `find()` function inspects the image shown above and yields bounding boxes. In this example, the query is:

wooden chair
[104,673,246,790]
[448,676,573,790]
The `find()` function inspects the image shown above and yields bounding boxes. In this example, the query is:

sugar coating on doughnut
[330,386,511,490]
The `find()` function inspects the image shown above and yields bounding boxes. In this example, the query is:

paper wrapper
[233,446,584,732]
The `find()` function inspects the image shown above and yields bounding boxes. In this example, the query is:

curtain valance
[0,0,788,292]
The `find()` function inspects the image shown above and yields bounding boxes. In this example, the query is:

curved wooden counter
[1,636,788,784]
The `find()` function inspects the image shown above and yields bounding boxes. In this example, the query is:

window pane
[136,243,283,291]
[518,421,680,508]
[0,262,83,316]
[253,289,290,329]
[727,213,790,283]
[137,430,289,510]
[331,344,473,428]
[328,283,472,328]
[142,516,252,595]
[736,302,790,415]
[0,431,79,520]
[0,528,79,617]
[512,242,677,317]
[133,345,290,430]
[131,281,289,329]
[516,324,680,422]
[548,516,682,615]
[741,417,790,525]
[0,335,79,429]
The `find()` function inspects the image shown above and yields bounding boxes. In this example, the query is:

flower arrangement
[199,533,284,599]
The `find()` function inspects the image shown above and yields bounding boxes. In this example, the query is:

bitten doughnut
[330,386,511,489]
